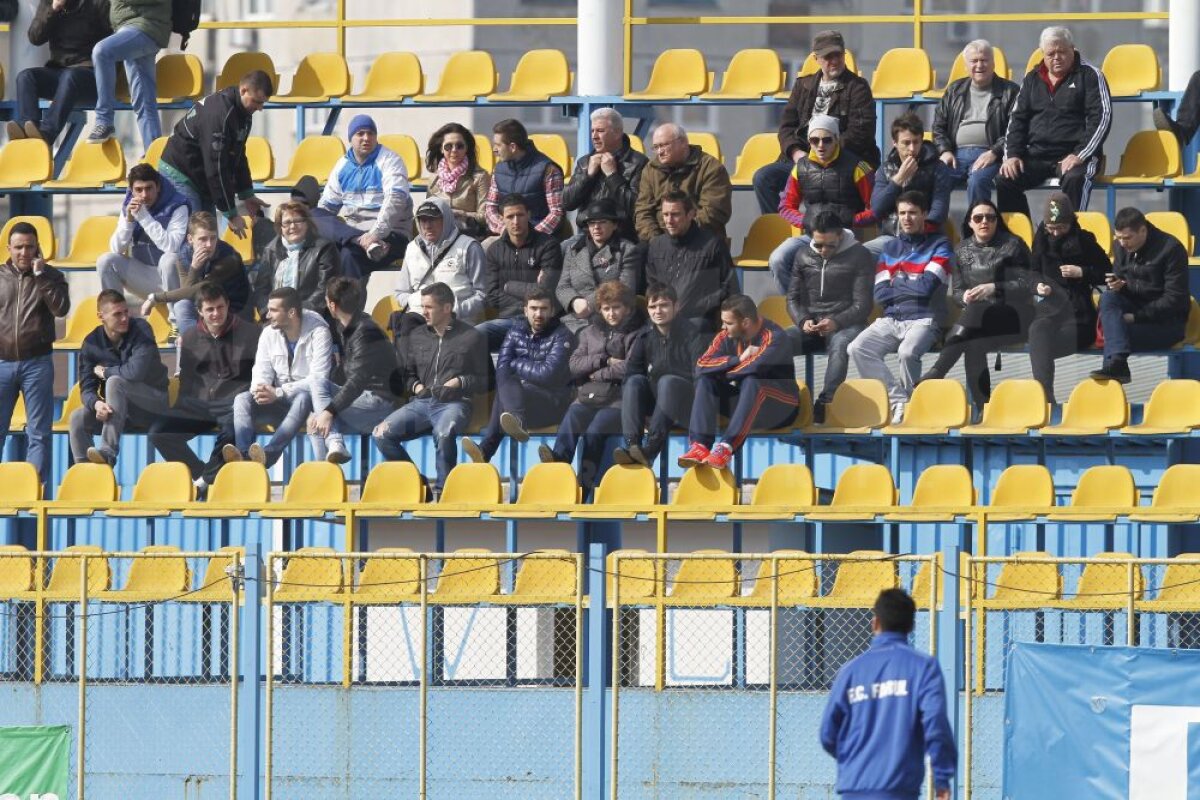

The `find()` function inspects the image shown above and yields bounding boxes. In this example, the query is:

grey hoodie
[394,197,487,323]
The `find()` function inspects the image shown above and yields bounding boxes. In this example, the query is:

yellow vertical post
[654,556,665,692]
[912,0,923,49]
[1127,560,1137,646]
[418,556,428,800]
[655,510,667,553]
[767,556,779,800]
[33,506,47,685]
[963,554,974,800]
[76,554,89,800]
[622,0,632,95]
[264,554,275,800]
[335,0,346,58]
[609,555,621,800]
[342,554,353,689]
[573,554,584,800]
[228,551,240,800]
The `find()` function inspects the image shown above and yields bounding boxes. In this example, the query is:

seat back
[51,139,125,185]
[514,550,577,597]
[735,214,792,263]
[357,52,424,98]
[756,295,792,329]
[939,46,1010,87]
[1024,48,1044,76]
[273,136,345,183]
[976,379,1048,430]
[750,464,815,507]
[221,218,254,262]
[46,545,110,597]
[1101,43,1160,96]
[633,48,708,97]
[156,53,204,101]
[1154,554,1200,604]
[1058,378,1129,430]
[1068,465,1137,512]
[1111,130,1180,179]
[797,48,859,77]
[378,133,422,180]
[0,462,41,507]
[51,383,83,430]
[673,467,738,508]
[439,463,502,505]
[895,379,969,430]
[0,138,52,186]
[57,463,119,505]
[988,551,1061,604]
[1144,211,1193,254]
[1140,379,1200,429]
[829,464,896,508]
[283,52,350,99]
[1075,211,1113,256]
[370,295,401,338]
[426,51,497,98]
[909,465,975,510]
[528,134,572,175]
[990,464,1054,513]
[1073,552,1143,606]
[671,551,738,600]
[216,52,279,92]
[193,546,245,599]
[473,133,494,172]
[274,547,343,601]
[687,132,722,164]
[751,550,817,602]
[355,548,421,601]
[871,47,934,98]
[435,549,500,597]
[1150,464,1200,511]
[282,462,347,506]
[129,462,195,505]
[516,462,581,507]
[56,297,99,347]
[0,216,55,261]
[709,48,782,97]
[116,545,190,596]
[498,49,571,98]
[56,215,118,267]
[0,545,33,597]
[824,378,889,429]
[592,464,658,508]
[827,551,897,605]
[732,134,785,184]
[607,549,658,600]
[208,462,271,505]
[245,136,274,182]
[141,136,168,167]
[361,461,427,505]
[1001,212,1034,248]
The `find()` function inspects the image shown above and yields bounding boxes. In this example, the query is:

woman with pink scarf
[425,123,491,239]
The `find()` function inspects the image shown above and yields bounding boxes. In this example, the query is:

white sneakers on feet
[890,402,906,425]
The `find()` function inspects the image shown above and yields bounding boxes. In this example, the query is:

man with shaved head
[634,122,732,242]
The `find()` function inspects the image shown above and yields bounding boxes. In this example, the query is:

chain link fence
[610,551,936,800]
[265,550,583,800]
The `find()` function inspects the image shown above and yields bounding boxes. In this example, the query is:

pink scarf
[436,157,470,195]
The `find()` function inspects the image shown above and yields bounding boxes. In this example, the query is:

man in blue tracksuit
[820,588,956,800]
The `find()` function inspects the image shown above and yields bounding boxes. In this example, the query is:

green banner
[0,725,69,799]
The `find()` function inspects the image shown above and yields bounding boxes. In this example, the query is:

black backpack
[172,0,201,49]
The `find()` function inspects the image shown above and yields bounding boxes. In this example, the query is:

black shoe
[812,401,827,425]
[628,444,652,467]
[612,446,635,466]
[1090,358,1132,385]
[85,446,115,466]
[537,444,557,463]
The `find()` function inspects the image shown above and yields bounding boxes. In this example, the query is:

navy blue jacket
[820,632,957,799]
[78,318,168,412]
[496,316,573,395]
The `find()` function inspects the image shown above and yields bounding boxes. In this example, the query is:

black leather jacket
[951,227,1034,321]
[399,317,488,402]
[256,233,340,316]
[932,76,1021,158]
[787,233,875,330]
[330,312,400,413]
[1112,224,1191,326]
[562,137,649,242]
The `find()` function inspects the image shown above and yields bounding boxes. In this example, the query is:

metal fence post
[229,551,243,800]
[938,545,962,800]
[76,553,89,800]
[585,537,610,800]
[238,541,263,800]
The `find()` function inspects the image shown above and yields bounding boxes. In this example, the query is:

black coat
[644,224,738,325]
[626,317,705,383]
[951,228,1035,334]
[1005,52,1111,162]
[932,76,1021,157]
[778,70,880,168]
[400,318,488,403]
[329,312,400,414]
[1112,223,1191,326]
[177,315,261,404]
[255,233,340,316]
[161,86,254,216]
[1030,222,1110,333]
[562,137,649,242]
[78,318,167,412]
[787,236,875,331]
[485,229,562,319]
[27,0,111,69]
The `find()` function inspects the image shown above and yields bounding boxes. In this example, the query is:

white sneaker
[890,402,906,425]
[366,241,388,261]
[326,440,350,464]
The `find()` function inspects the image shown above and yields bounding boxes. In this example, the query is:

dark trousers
[688,375,799,451]
[926,303,1026,407]
[996,155,1100,216]
[1098,291,1186,359]
[148,398,237,485]
[478,371,570,460]
[1174,70,1200,142]
[1027,303,1095,403]
[16,66,98,143]
[552,401,622,491]
[621,374,693,461]
[751,157,792,214]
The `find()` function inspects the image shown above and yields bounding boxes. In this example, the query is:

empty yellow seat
[976,551,1061,609]
[871,48,934,99]
[178,546,245,603]
[215,52,279,93]
[687,132,722,164]
[273,547,343,603]
[155,53,205,102]
[669,551,738,602]
[0,462,41,515]
[701,49,782,99]
[986,464,1054,522]
[493,462,580,519]
[1001,212,1033,249]
[734,214,792,268]
[1138,554,1200,612]
[1130,465,1200,523]
[356,461,427,516]
[572,464,659,519]
[807,378,889,434]
[885,465,976,522]
[435,549,500,600]
[490,49,571,101]
[0,216,56,262]
[263,136,345,187]
[370,295,401,340]
[807,464,897,521]
[183,461,270,517]
[53,297,98,350]
[607,549,659,602]
[961,379,1048,435]
[1096,131,1179,184]
[44,139,125,189]
[378,134,422,181]
[1074,211,1113,257]
[96,545,191,602]
[262,462,346,519]
[808,551,897,608]
[756,295,792,329]
[246,136,274,183]
[731,134,783,187]
[50,462,118,516]
[346,52,424,102]
[0,139,52,189]
[473,133,494,172]
[353,548,421,604]
[1041,378,1129,436]
[1058,553,1143,610]
[50,216,118,270]
[414,51,497,102]
[926,46,1011,99]
[1142,211,1193,252]
[728,463,815,520]
[528,134,572,176]
[107,462,194,517]
[1048,465,1138,521]
[1121,379,1200,435]
[50,383,83,432]
[512,550,578,601]
[626,49,709,100]
[1101,44,1160,96]
[627,134,644,154]
[1023,49,1044,77]
[750,550,817,604]
[883,378,969,434]
[0,545,34,599]
[273,53,349,102]
[411,462,502,518]
[15,545,111,602]
[668,466,738,519]
[221,217,254,263]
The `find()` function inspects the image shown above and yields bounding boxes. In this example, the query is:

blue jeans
[768,236,808,296]
[232,389,313,467]
[1097,291,1186,359]
[944,146,1001,209]
[372,397,471,490]
[307,378,396,458]
[16,65,98,142]
[793,324,865,406]
[752,158,792,215]
[551,401,622,491]
[92,26,161,149]
[476,317,518,352]
[0,354,54,480]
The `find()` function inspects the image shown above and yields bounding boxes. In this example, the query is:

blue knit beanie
[347,114,377,138]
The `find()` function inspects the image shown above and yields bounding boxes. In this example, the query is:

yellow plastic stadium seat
[572,464,659,520]
[1001,212,1033,249]
[435,549,500,599]
[273,53,349,103]
[728,463,815,520]
[0,545,33,599]
[412,462,502,518]
[1142,212,1193,253]
[215,52,279,93]
[184,461,270,518]
[976,552,1061,610]
[1130,465,1200,524]
[107,462,194,517]
[12,545,111,602]
[795,48,859,79]
[378,134,422,181]
[1101,44,1160,97]
[353,548,421,604]
[1074,211,1113,257]
[809,551,897,608]
[512,550,578,601]
[807,464,898,522]
[493,462,581,519]
[50,216,118,270]
[885,465,976,522]
[473,133,495,173]
[143,303,171,346]
[1047,465,1138,522]
[807,378,889,434]
[50,384,83,432]
[987,464,1055,522]
[1024,49,1044,77]
[7,393,25,431]
[0,462,41,515]
[528,134,572,176]
[264,136,345,187]
[1041,378,1129,436]
[414,51,497,102]
[490,49,571,101]
[155,54,204,102]
[912,552,977,610]
[961,379,1048,435]
[883,379,969,434]
[0,139,52,189]
[927,46,1011,99]
[220,218,254,263]
[179,546,245,603]
[669,550,738,602]
[356,461,427,516]
[734,214,792,269]
[262,462,347,519]
[370,295,401,341]
[53,297,97,350]
[607,549,658,602]
[1057,552,1143,610]
[0,216,56,262]
[50,462,118,516]
[627,135,644,154]
[626,49,709,100]
[1096,131,1179,184]
[750,550,817,603]
[246,136,274,183]
[1137,554,1200,612]
[756,295,792,329]
[731,134,783,187]
[1121,379,1200,435]
[701,49,782,99]
[96,545,191,602]
[346,52,424,102]
[686,132,722,164]
[43,139,125,189]
[273,547,343,603]
[669,466,738,519]
[871,48,934,99]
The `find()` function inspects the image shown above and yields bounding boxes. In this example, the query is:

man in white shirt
[97,163,190,304]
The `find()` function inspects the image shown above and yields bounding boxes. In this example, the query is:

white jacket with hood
[394,197,486,323]
[252,309,333,400]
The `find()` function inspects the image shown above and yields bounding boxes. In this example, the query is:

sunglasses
[971,213,998,223]
[442,141,466,152]
[808,136,835,146]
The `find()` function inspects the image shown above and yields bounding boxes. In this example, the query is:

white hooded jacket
[252,309,333,400]
[394,196,486,323]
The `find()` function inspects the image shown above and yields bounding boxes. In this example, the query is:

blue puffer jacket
[496,316,574,395]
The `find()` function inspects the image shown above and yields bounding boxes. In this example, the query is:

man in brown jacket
[0,221,71,480]
[634,123,733,242]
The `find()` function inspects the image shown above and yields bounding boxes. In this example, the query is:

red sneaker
[703,442,734,470]
[677,442,710,469]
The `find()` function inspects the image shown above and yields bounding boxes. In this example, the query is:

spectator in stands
[678,294,799,470]
[918,200,1033,411]
[1026,193,1110,403]
[820,588,955,800]
[613,283,703,468]
[848,191,951,424]
[461,288,573,465]
[306,277,399,464]
[485,118,566,238]
[997,26,1111,216]
[1155,71,1200,146]
[563,108,648,242]
[425,122,490,240]
[253,201,339,317]
[225,287,331,466]
[479,194,563,350]
[786,211,875,423]
[393,198,486,334]
[867,113,954,256]
[85,0,167,149]
[644,190,738,333]
[0,221,69,480]
[68,289,168,466]
[932,40,1019,209]
[375,282,486,493]
[752,29,880,215]
[768,114,874,295]
[9,0,111,144]
[634,123,732,242]
[558,198,643,334]
[538,280,646,491]
[149,282,259,495]
[319,114,413,280]
[98,163,189,308]
[1091,207,1190,384]
[142,211,252,339]
[159,70,273,240]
